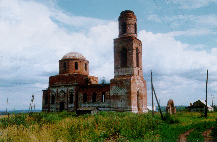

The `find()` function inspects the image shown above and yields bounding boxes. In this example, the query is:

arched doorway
[137,91,140,112]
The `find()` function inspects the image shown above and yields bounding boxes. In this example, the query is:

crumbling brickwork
[42,10,148,113]
[110,10,148,113]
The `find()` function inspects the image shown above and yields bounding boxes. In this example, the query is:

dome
[62,52,86,60]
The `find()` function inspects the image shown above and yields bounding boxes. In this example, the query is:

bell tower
[110,10,148,113]
[114,10,143,78]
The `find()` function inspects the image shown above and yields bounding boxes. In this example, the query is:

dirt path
[177,127,216,142]
[177,129,194,142]
[201,127,215,142]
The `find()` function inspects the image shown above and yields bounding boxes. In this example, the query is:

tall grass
[0,111,217,141]
[0,111,162,141]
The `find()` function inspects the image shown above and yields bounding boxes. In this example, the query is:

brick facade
[42,10,148,113]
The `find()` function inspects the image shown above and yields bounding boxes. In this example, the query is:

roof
[190,100,212,108]
[62,52,86,60]
[200,100,212,108]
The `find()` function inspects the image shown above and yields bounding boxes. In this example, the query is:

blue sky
[0,0,217,111]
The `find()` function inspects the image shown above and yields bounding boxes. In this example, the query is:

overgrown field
[0,111,217,141]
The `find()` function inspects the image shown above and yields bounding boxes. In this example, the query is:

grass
[0,111,217,141]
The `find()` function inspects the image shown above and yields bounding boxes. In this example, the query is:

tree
[29,94,35,111]
[84,78,91,85]
[100,77,106,84]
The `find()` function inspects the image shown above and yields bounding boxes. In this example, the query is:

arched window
[121,47,127,67]
[63,62,66,70]
[135,23,137,34]
[122,22,127,34]
[83,93,87,103]
[92,92,96,103]
[136,48,139,67]
[85,63,87,71]
[69,90,74,104]
[75,62,78,70]
[102,92,105,102]
[51,95,55,104]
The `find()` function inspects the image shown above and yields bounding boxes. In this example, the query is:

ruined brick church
[42,10,148,113]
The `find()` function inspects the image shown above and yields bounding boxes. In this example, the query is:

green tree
[100,76,106,84]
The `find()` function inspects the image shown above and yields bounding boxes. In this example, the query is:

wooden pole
[153,86,164,120]
[151,70,154,116]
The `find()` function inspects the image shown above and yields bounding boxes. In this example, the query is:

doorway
[137,91,140,112]
[60,102,64,111]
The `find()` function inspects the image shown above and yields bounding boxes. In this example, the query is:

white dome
[62,52,86,60]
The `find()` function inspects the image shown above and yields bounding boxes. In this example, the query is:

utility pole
[151,70,154,116]
[205,70,208,117]
[211,94,214,112]
[153,86,164,120]
[211,94,214,107]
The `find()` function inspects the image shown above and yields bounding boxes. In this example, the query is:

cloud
[172,0,217,9]
[139,30,217,76]
[138,30,217,106]
[0,0,118,110]
[50,9,110,29]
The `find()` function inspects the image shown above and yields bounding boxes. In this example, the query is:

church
[42,10,148,113]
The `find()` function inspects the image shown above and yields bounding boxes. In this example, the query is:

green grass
[0,111,217,141]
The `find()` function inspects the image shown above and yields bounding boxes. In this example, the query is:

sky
[0,0,217,111]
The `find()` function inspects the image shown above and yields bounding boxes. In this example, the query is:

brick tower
[110,10,148,112]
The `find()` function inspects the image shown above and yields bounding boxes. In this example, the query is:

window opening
[135,23,137,34]
[45,95,48,104]
[122,22,127,34]
[83,93,87,103]
[136,48,139,67]
[85,63,87,71]
[75,62,78,70]
[102,92,105,102]
[92,92,96,103]
[121,47,127,67]
[63,62,66,70]
[51,95,55,104]
[69,91,74,104]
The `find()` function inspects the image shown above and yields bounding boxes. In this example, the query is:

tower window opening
[135,23,137,34]
[102,92,105,102]
[83,93,87,103]
[85,63,87,71]
[121,47,127,67]
[75,62,78,70]
[136,48,139,67]
[122,22,127,34]
[63,62,66,70]
[92,92,97,103]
